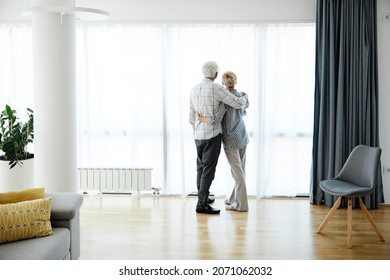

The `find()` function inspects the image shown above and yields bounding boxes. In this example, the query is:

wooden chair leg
[358,198,385,242]
[317,197,342,234]
[347,197,352,249]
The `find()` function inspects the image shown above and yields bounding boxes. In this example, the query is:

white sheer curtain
[258,24,316,196]
[0,22,315,197]
[76,25,164,172]
[0,24,33,116]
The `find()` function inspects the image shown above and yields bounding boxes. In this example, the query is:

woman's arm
[195,112,211,124]
[196,103,227,125]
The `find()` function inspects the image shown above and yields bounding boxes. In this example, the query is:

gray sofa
[0,192,83,260]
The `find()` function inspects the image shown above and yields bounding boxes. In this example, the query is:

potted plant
[0,104,34,191]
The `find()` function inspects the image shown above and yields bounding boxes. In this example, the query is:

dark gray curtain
[310,0,384,208]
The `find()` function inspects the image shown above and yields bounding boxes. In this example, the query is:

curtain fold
[311,0,383,208]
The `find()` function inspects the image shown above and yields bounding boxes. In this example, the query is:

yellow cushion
[0,187,46,204]
[0,197,53,244]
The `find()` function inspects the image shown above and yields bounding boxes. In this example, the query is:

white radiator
[77,168,158,194]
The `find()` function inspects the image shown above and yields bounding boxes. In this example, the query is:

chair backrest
[336,145,381,188]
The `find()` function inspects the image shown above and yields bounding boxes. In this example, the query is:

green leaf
[0,104,34,169]
[10,161,18,169]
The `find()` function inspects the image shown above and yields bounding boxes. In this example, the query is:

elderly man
[189,61,248,214]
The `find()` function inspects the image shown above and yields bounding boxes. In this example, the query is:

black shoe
[208,197,215,204]
[196,205,220,214]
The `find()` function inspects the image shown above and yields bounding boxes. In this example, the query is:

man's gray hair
[202,61,219,78]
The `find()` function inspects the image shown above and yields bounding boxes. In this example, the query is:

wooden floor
[79,194,390,260]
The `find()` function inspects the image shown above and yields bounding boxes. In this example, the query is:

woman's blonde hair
[222,71,237,88]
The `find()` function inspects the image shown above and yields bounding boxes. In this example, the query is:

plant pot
[0,158,35,192]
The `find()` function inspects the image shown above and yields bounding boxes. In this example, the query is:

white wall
[0,0,316,22]
[1,0,390,202]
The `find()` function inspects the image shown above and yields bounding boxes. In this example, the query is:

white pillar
[23,1,108,193]
[31,0,77,192]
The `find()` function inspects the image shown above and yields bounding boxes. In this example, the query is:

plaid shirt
[189,78,248,140]
[211,89,249,150]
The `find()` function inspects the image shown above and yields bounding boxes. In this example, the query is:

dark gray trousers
[195,134,222,207]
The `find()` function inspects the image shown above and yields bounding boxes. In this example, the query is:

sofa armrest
[46,192,83,260]
[46,192,83,220]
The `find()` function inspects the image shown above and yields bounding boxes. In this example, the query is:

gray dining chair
[316,145,385,248]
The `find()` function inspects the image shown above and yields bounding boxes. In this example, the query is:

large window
[0,23,315,197]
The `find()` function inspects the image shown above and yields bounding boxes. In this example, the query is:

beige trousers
[224,145,249,211]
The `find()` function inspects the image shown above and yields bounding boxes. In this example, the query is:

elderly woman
[196,71,249,211]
